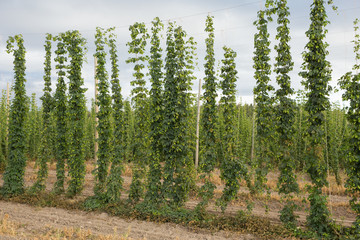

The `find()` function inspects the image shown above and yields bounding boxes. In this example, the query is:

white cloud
[0,0,359,108]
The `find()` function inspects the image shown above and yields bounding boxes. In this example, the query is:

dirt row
[0,161,357,239]
[0,200,255,239]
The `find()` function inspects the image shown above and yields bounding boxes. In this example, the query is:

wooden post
[94,57,99,162]
[195,78,202,169]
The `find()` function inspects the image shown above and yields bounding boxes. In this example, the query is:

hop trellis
[1,3,360,238]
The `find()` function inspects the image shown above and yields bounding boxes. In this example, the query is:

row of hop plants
[252,0,359,238]
[0,1,360,238]
[0,88,346,177]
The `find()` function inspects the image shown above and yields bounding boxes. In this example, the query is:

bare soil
[0,161,357,239]
[0,200,255,239]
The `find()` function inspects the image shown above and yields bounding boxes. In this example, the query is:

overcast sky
[0,0,359,107]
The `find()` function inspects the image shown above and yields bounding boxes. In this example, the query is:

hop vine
[339,18,360,234]
[145,17,165,205]
[105,28,125,203]
[2,35,28,196]
[162,23,196,207]
[93,27,113,196]
[126,22,150,204]
[53,33,68,194]
[273,0,299,229]
[32,33,53,192]
[197,15,217,212]
[253,9,275,196]
[217,46,250,212]
[64,30,87,197]
[299,0,333,234]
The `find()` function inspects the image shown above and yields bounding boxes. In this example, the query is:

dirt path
[0,200,257,240]
[0,162,356,239]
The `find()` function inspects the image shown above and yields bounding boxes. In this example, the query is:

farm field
[0,161,356,239]
[1,0,360,239]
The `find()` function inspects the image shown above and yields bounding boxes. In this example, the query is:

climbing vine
[93,27,113,196]
[339,18,360,234]
[105,28,125,203]
[32,33,53,192]
[253,9,275,196]
[163,23,196,207]
[126,22,150,204]
[145,17,164,205]
[2,35,28,196]
[53,33,68,194]
[64,30,87,197]
[273,0,299,229]
[217,46,249,212]
[299,0,333,234]
[197,15,217,212]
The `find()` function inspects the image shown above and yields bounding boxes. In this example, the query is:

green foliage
[273,0,299,228]
[197,15,217,212]
[105,28,125,203]
[325,104,347,185]
[293,90,309,171]
[122,99,135,162]
[339,18,360,233]
[162,23,196,207]
[41,34,54,126]
[93,27,113,196]
[235,102,253,163]
[53,34,68,194]
[217,47,249,212]
[0,89,9,172]
[2,35,28,196]
[32,33,54,192]
[84,101,95,161]
[25,93,41,161]
[299,0,333,233]
[64,30,87,197]
[126,22,150,204]
[253,9,275,195]
[145,17,164,205]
